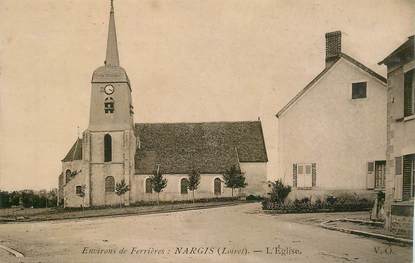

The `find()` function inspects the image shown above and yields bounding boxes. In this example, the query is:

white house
[276,31,387,200]
[380,36,414,238]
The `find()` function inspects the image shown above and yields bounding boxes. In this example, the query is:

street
[0,203,411,263]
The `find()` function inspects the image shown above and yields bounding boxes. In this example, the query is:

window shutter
[312,163,316,187]
[293,164,297,187]
[404,70,413,117]
[394,175,403,201]
[402,154,415,201]
[366,161,375,189]
[395,156,403,175]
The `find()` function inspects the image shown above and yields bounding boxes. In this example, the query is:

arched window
[145,178,152,193]
[214,178,221,195]
[104,134,112,162]
[65,169,72,183]
[105,176,115,192]
[181,178,189,194]
[104,97,114,113]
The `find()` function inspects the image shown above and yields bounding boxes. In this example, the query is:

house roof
[378,36,414,67]
[134,121,268,174]
[62,138,82,162]
[275,53,387,118]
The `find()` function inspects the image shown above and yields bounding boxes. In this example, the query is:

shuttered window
[293,164,297,187]
[312,163,317,187]
[402,154,415,200]
[294,163,313,188]
[368,162,374,172]
[366,161,375,189]
[404,69,414,117]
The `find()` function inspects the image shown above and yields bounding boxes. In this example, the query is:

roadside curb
[0,244,24,258]
[0,201,247,224]
[320,218,413,245]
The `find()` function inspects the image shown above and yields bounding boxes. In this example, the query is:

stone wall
[390,203,413,239]
[130,174,234,203]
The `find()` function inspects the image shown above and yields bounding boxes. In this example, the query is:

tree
[235,173,248,197]
[149,167,167,205]
[187,169,201,203]
[0,191,10,208]
[115,179,130,208]
[47,189,58,208]
[269,179,291,204]
[223,165,247,197]
[9,191,21,207]
[21,191,34,208]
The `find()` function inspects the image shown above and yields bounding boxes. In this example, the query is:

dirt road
[0,203,411,262]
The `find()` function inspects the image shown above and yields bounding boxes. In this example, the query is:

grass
[0,199,246,223]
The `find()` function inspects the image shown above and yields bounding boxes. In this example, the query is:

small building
[379,36,414,238]
[59,2,268,208]
[276,31,387,200]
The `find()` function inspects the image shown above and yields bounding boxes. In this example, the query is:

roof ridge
[339,53,386,83]
[276,57,339,118]
[135,120,262,125]
[276,53,386,118]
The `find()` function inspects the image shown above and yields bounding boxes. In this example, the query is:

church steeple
[105,0,119,67]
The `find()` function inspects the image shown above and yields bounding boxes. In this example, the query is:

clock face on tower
[104,84,114,95]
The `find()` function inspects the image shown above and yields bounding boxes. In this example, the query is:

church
[58,2,268,208]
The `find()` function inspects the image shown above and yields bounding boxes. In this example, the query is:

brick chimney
[325,31,341,67]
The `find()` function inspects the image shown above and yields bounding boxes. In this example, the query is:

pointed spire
[105,0,120,67]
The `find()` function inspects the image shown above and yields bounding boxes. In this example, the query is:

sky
[0,0,414,191]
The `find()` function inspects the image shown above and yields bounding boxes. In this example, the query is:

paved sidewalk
[321,218,412,245]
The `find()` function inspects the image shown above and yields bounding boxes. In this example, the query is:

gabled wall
[278,58,387,191]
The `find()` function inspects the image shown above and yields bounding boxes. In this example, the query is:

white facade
[277,57,387,193]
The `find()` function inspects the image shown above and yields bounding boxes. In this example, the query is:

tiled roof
[61,121,268,173]
[276,53,386,118]
[134,121,268,174]
[62,138,82,162]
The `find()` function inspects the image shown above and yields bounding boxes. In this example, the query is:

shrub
[269,180,291,204]
[326,195,337,205]
[246,195,264,201]
[262,195,373,213]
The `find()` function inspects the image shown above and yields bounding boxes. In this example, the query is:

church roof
[105,0,119,67]
[134,121,268,174]
[62,138,82,162]
[91,0,130,84]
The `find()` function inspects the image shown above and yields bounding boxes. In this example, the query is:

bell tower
[89,0,134,131]
[83,0,136,207]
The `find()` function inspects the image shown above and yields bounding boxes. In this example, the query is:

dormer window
[352,82,367,99]
[104,97,114,113]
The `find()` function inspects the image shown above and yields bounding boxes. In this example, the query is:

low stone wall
[390,203,413,239]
